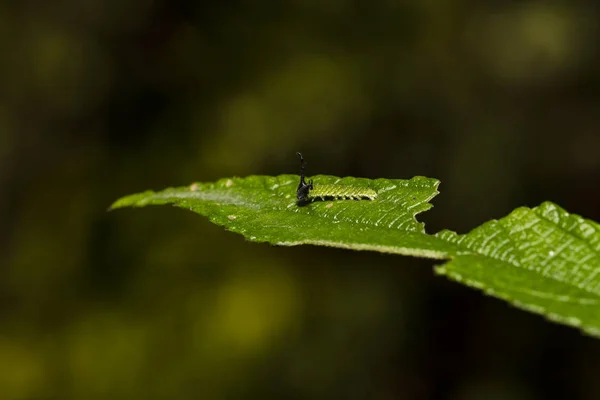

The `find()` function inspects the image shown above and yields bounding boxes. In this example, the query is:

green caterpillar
[296,152,377,202]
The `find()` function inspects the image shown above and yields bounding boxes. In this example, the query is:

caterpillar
[296,152,377,202]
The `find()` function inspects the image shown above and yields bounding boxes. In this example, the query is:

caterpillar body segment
[308,184,377,201]
[295,152,377,203]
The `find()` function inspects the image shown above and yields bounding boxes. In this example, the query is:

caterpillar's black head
[296,152,313,201]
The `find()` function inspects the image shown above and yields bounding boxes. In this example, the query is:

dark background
[2,1,600,399]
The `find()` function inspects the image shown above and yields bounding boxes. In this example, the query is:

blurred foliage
[2,0,600,399]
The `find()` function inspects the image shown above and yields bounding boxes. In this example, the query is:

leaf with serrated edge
[111,176,600,338]
[436,202,600,337]
[111,175,452,258]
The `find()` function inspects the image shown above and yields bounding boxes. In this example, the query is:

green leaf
[111,175,453,258]
[436,202,600,337]
[111,175,600,338]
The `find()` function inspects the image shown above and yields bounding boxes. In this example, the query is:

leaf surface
[111,175,600,337]
[436,202,600,336]
[111,175,452,258]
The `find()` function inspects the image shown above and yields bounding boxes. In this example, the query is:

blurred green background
[2,1,600,399]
